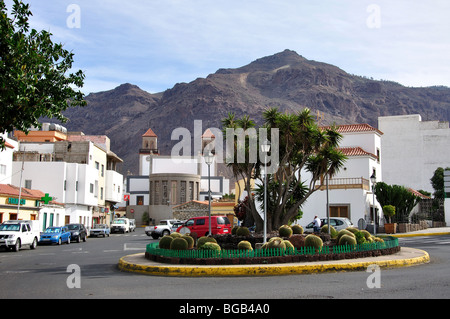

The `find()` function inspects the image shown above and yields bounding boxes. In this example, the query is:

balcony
[316,177,370,191]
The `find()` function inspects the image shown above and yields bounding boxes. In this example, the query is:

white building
[0,132,18,185]
[378,114,450,194]
[299,124,383,230]
[12,126,123,228]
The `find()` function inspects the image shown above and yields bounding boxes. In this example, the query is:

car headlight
[73,232,79,236]
[7,234,16,239]
[52,235,59,239]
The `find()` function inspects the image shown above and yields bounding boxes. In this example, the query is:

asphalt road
[0,228,448,301]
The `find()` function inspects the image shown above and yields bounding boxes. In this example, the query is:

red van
[176,216,231,236]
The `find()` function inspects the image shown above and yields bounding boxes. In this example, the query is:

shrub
[170,237,188,250]
[197,236,217,249]
[354,231,367,244]
[304,234,323,250]
[236,226,250,237]
[279,225,293,238]
[237,240,253,251]
[159,235,173,249]
[383,205,396,223]
[291,224,304,234]
[231,226,239,235]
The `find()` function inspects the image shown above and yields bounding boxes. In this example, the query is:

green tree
[430,167,450,199]
[374,182,421,223]
[222,107,347,232]
[0,0,86,149]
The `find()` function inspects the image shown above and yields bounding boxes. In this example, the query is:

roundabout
[118,247,430,277]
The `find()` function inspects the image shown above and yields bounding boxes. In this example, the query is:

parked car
[145,219,182,239]
[89,224,110,237]
[66,223,88,243]
[171,221,185,233]
[176,216,231,236]
[39,226,71,245]
[111,218,130,233]
[304,217,353,232]
[0,220,40,252]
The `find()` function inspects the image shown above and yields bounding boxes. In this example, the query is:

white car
[304,217,354,232]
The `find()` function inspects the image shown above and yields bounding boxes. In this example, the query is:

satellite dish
[358,218,366,230]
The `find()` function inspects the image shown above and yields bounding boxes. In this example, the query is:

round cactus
[346,227,359,234]
[197,236,217,249]
[158,235,173,249]
[339,234,357,246]
[237,240,253,251]
[336,229,355,242]
[291,224,304,234]
[304,234,323,250]
[231,226,239,235]
[236,226,250,237]
[182,234,194,249]
[279,225,293,238]
[170,232,182,238]
[360,229,371,239]
[199,242,221,251]
[320,224,337,237]
[267,238,286,249]
[170,237,188,250]
[268,236,283,243]
[283,240,294,249]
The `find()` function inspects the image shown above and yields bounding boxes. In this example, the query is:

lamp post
[370,172,377,235]
[204,151,214,236]
[261,139,271,244]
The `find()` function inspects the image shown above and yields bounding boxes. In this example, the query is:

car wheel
[30,237,37,250]
[162,230,170,237]
[58,238,62,245]
[83,234,87,242]
[77,236,81,243]
[12,239,21,252]
[151,234,159,239]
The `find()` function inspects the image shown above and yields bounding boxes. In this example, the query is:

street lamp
[261,139,271,244]
[370,172,377,235]
[204,151,214,236]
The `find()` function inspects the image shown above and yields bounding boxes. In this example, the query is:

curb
[389,232,450,238]
[118,247,430,277]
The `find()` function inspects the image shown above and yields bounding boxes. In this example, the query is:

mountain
[57,49,450,176]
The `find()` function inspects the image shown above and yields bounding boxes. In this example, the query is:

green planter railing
[146,237,399,259]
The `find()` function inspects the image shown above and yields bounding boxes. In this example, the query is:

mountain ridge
[56,49,450,176]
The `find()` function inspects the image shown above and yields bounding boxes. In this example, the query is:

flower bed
[145,234,400,265]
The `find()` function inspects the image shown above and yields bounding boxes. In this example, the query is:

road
[0,228,448,301]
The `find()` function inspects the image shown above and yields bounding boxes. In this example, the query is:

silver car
[304,217,353,232]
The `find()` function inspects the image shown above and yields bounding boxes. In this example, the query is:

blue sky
[7,0,450,94]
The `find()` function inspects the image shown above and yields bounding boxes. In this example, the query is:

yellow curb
[390,232,450,238]
[118,248,430,277]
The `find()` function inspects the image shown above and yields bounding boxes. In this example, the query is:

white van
[110,218,130,233]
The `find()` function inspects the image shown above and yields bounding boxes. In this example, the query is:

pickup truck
[145,219,182,239]
[0,220,40,252]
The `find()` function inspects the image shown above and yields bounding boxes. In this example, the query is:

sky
[6,0,450,94]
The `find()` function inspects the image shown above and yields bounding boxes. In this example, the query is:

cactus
[320,224,337,238]
[304,234,323,250]
[170,232,182,238]
[336,229,355,242]
[283,240,294,249]
[199,242,221,251]
[170,237,189,250]
[339,234,357,246]
[346,227,359,234]
[268,236,283,243]
[354,231,367,244]
[360,229,371,239]
[182,234,194,249]
[197,236,217,249]
[373,237,384,243]
[158,235,173,249]
[231,226,239,235]
[236,226,250,237]
[267,238,286,249]
[279,225,293,238]
[237,240,253,251]
[291,224,304,234]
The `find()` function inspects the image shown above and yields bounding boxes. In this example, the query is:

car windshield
[67,224,80,230]
[113,220,126,224]
[93,224,106,229]
[160,221,168,225]
[0,224,20,231]
[217,217,230,225]
[44,227,61,233]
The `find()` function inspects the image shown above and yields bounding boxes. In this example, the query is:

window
[137,196,144,206]
[171,181,177,205]
[0,164,6,176]
[162,181,168,205]
[95,161,99,170]
[195,218,205,226]
[154,181,160,205]
[329,205,349,218]
[25,180,32,189]
[101,164,104,177]
[189,181,194,201]
[180,181,186,204]
[90,183,94,194]
[100,187,104,200]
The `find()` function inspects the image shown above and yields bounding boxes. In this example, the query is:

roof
[0,184,45,199]
[142,128,157,138]
[202,129,216,139]
[408,188,432,199]
[338,147,378,159]
[322,123,383,135]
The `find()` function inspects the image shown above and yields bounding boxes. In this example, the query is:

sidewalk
[117,228,450,277]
